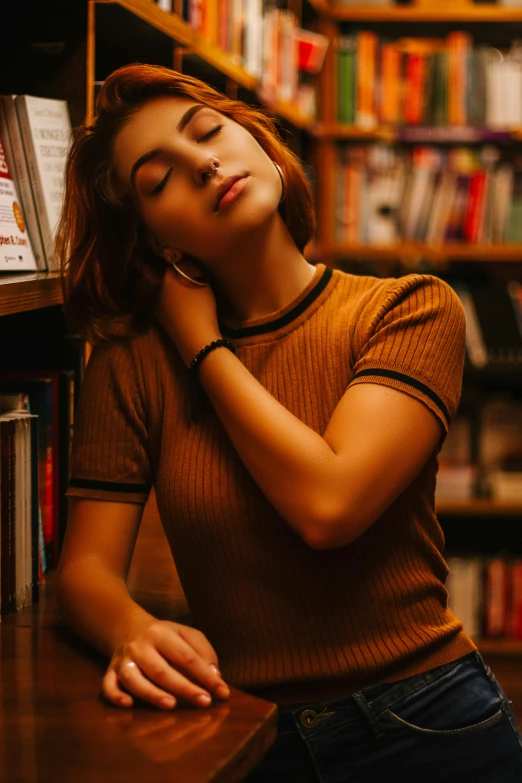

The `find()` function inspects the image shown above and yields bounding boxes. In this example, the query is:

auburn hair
[56,63,316,343]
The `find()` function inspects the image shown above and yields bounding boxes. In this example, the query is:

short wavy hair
[56,63,316,343]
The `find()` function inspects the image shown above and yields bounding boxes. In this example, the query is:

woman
[56,64,522,782]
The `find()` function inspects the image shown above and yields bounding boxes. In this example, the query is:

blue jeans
[245,651,522,782]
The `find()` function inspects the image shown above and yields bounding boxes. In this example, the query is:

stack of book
[446,555,522,641]
[336,30,522,130]
[334,144,522,247]
[0,395,40,614]
[0,95,72,272]
[0,311,85,617]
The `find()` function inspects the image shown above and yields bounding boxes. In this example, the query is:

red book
[463,170,486,243]
[485,558,509,638]
[404,53,427,126]
[507,561,522,639]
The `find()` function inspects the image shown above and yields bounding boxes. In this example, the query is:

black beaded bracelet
[189,338,236,423]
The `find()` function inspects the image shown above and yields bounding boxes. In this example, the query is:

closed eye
[151,168,172,195]
[198,124,223,142]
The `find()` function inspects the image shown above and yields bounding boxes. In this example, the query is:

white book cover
[14,95,72,272]
[244,0,263,78]
[0,131,38,271]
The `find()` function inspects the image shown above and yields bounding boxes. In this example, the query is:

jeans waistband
[278,651,482,734]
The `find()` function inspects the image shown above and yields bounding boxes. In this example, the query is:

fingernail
[197,693,212,707]
[160,697,176,709]
[216,684,230,699]
[210,664,221,677]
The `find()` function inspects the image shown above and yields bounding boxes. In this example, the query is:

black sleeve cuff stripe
[351,368,450,427]
[69,478,151,494]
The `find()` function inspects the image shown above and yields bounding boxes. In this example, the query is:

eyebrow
[129,103,206,188]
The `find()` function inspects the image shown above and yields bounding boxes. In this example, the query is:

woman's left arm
[157,268,447,550]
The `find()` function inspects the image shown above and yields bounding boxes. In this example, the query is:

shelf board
[0,272,63,317]
[325,4,522,23]
[476,639,522,656]
[311,243,522,263]
[436,500,522,517]
[312,124,521,144]
[93,0,315,129]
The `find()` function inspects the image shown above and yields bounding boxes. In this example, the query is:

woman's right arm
[57,498,229,710]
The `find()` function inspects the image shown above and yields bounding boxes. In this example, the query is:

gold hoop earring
[273,162,285,203]
[168,258,210,287]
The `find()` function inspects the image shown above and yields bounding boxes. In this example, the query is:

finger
[174,624,220,668]
[117,661,179,711]
[174,626,230,700]
[159,628,230,701]
[137,649,214,709]
[101,668,134,709]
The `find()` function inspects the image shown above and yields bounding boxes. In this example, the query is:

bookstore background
[1,0,522,769]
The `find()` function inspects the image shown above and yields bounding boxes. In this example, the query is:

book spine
[0,98,47,271]
[485,557,508,638]
[454,285,489,369]
[380,42,401,125]
[13,98,55,270]
[29,416,39,603]
[356,31,378,128]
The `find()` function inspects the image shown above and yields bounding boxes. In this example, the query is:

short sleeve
[67,339,151,504]
[349,274,466,435]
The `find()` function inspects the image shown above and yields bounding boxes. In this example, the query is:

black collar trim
[220,266,333,339]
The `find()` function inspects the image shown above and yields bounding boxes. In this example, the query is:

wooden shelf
[0,272,63,317]
[476,639,522,656]
[311,243,522,263]
[92,0,315,130]
[323,3,522,23]
[312,124,520,144]
[436,500,522,517]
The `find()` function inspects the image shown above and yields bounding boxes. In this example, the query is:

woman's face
[113,96,282,265]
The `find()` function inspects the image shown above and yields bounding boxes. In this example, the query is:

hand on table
[101,618,230,711]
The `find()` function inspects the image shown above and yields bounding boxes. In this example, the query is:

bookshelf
[437,500,522,517]
[312,1,522,264]
[319,3,522,23]
[309,1,522,686]
[87,0,316,129]
[309,243,522,264]
[0,272,62,317]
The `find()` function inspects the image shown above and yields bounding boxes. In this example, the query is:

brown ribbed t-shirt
[67,264,476,704]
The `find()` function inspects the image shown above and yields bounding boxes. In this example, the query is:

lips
[214,175,247,211]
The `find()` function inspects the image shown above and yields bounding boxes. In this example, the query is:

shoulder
[88,325,172,376]
[84,325,177,405]
[339,272,465,338]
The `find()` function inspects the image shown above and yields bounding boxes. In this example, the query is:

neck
[206,214,316,328]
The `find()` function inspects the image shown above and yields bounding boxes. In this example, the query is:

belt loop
[352,691,384,739]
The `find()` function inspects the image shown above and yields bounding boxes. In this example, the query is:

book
[0,418,15,615]
[13,95,72,272]
[0,376,56,566]
[0,130,38,272]
[0,96,47,271]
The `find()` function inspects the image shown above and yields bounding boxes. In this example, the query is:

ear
[147,233,182,266]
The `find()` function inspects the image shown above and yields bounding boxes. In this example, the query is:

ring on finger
[119,660,138,678]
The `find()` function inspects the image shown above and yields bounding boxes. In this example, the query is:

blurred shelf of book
[89,0,329,127]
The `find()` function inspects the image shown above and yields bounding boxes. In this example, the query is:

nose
[197,157,219,186]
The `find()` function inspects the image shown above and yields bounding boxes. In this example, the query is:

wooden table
[0,492,277,783]
[0,574,277,783]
